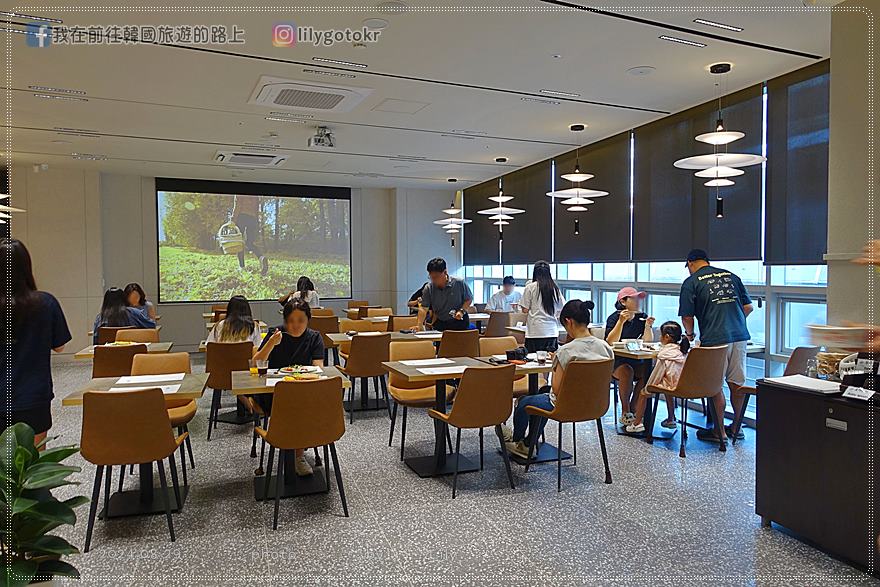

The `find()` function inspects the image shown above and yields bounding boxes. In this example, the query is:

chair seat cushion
[389,384,454,407]
[165,397,191,409]
[167,400,197,427]
[513,376,530,398]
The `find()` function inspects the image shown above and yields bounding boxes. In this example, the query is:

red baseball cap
[617,286,647,302]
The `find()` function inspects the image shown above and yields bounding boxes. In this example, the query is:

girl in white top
[279,276,321,308]
[206,295,263,350]
[519,260,566,353]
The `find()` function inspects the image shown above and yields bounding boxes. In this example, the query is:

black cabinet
[756,381,880,574]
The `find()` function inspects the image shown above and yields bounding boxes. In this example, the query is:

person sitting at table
[92,287,156,344]
[625,321,689,434]
[123,282,157,320]
[206,294,262,350]
[1,238,71,448]
[407,281,429,312]
[503,299,614,459]
[422,257,473,331]
[520,261,565,355]
[279,276,320,308]
[252,299,325,476]
[486,276,522,312]
[604,287,655,427]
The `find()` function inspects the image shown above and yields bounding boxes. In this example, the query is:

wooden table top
[505,325,568,336]
[62,372,208,406]
[474,356,553,375]
[611,342,765,360]
[74,341,174,360]
[87,324,162,337]
[326,331,443,347]
[230,366,350,395]
[382,357,488,383]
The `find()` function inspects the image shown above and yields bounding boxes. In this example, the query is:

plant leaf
[20,500,76,525]
[34,559,80,581]
[1,559,37,587]
[20,534,80,556]
[11,496,38,515]
[13,445,33,478]
[35,445,79,464]
[22,464,81,490]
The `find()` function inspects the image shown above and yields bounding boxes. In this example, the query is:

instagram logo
[272,22,296,47]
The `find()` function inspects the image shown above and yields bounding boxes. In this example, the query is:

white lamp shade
[442,207,460,215]
[567,205,589,212]
[445,227,460,233]
[560,197,595,206]
[488,195,514,203]
[489,214,513,220]
[477,206,525,215]
[433,217,472,225]
[493,220,509,226]
[546,187,608,199]
[695,130,745,145]
[0,204,25,212]
[674,152,765,170]
[694,165,745,179]
[704,178,736,187]
[560,172,594,183]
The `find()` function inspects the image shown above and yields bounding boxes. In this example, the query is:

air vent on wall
[248,76,372,113]
[214,150,288,167]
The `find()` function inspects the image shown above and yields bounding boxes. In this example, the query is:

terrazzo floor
[43,356,878,586]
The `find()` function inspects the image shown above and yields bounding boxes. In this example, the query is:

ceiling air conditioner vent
[214,150,288,167]
[249,76,372,113]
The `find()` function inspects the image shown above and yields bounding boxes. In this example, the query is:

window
[712,260,766,285]
[600,290,619,320]
[646,292,680,328]
[594,263,635,282]
[770,265,827,287]
[565,289,592,304]
[746,299,766,346]
[567,263,592,281]
[638,262,686,283]
[781,299,826,352]
[472,279,486,304]
[473,266,484,278]
[489,265,503,278]
[513,264,528,279]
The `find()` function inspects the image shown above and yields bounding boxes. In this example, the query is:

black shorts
[434,318,469,332]
[525,337,558,353]
[613,357,650,378]
[3,405,52,435]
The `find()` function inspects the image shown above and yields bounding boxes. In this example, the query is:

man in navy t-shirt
[678,249,753,443]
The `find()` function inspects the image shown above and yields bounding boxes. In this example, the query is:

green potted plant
[1,423,88,586]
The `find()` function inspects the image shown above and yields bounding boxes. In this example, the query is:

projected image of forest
[157,191,352,302]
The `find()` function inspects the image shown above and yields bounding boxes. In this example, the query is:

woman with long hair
[279,275,320,308]
[123,282,157,320]
[92,287,156,344]
[1,238,72,446]
[519,261,566,354]
[206,294,262,349]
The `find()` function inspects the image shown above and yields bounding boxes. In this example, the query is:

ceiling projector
[308,126,336,149]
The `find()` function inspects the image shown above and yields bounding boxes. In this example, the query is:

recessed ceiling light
[269,112,314,119]
[627,66,656,76]
[311,56,368,68]
[451,129,487,136]
[265,116,307,123]
[302,68,357,79]
[569,123,587,132]
[447,178,458,183]
[376,1,409,13]
[33,93,88,102]
[693,18,743,32]
[552,54,562,59]
[71,152,107,161]
[0,10,62,23]
[29,85,86,95]
[54,126,99,133]
[540,88,580,98]
[521,97,560,106]
[440,134,476,140]
[659,35,706,48]
[363,18,389,29]
[495,157,508,163]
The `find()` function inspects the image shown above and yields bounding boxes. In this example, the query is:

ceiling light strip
[0,10,62,23]
[693,19,743,32]
[311,56,368,68]
[658,35,706,48]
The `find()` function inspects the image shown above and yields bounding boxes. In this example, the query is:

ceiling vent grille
[214,150,287,167]
[249,76,372,113]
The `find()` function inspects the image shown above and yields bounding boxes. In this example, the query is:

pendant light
[477,176,525,260]
[560,149,594,183]
[545,150,611,233]
[433,190,470,247]
[673,63,765,218]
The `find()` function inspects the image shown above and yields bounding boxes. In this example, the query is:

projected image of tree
[158,191,352,302]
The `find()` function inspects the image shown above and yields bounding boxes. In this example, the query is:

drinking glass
[257,359,269,376]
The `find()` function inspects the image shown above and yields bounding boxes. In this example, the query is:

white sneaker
[499,424,513,443]
[621,412,635,426]
[625,423,645,434]
[294,455,313,476]
[661,417,678,429]
[505,440,531,460]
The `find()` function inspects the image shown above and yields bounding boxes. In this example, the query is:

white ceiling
[4,0,832,190]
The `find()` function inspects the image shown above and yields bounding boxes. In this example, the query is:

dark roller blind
[497,160,552,264]
[553,132,632,262]
[463,179,501,265]
[0,167,8,239]
[632,84,763,262]
[765,60,830,265]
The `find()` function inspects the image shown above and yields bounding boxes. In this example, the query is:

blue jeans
[512,388,553,444]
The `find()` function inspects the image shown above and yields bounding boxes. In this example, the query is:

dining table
[73,341,174,360]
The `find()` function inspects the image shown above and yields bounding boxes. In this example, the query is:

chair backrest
[446,364,515,428]
[212,310,227,323]
[81,388,178,465]
[115,328,161,343]
[483,312,511,338]
[784,345,820,376]
[311,308,334,317]
[264,378,345,449]
[508,312,527,344]
[344,333,391,377]
[131,352,192,376]
[366,307,393,318]
[92,344,148,378]
[389,341,436,389]
[478,335,519,357]
[438,329,480,358]
[347,300,369,309]
[338,318,375,354]
[474,303,487,313]
[211,303,228,313]
[388,315,419,331]
[551,359,614,422]
[672,345,729,399]
[205,341,253,390]
[97,326,134,345]
[311,315,340,348]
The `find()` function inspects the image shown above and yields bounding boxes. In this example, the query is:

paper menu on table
[418,366,467,375]
[266,378,283,387]
[104,342,151,347]
[399,358,454,366]
[115,373,185,384]
[108,384,181,395]
[763,375,841,394]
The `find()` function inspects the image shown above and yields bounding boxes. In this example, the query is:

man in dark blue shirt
[678,249,753,443]
[421,257,473,331]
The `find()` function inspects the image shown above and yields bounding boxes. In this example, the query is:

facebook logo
[26,23,51,48]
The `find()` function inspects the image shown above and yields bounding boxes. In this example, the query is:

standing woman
[519,261,566,355]
[92,287,156,344]
[123,282,157,320]
[1,239,72,447]
[604,287,655,426]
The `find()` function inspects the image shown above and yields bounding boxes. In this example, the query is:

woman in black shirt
[604,287,655,428]
[253,299,324,476]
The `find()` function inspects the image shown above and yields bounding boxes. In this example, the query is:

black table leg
[529,373,539,395]
[254,450,328,500]
[216,396,254,425]
[100,461,188,518]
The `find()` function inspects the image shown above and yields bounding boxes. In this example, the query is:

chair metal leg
[524,415,540,473]
[572,422,577,466]
[313,446,322,468]
[250,416,259,458]
[273,449,284,530]
[679,402,688,458]
[102,465,112,520]
[597,419,612,484]
[557,421,563,492]
[155,459,175,542]
[207,389,220,441]
[329,443,349,517]
[612,379,619,430]
[389,401,398,447]
[731,394,751,446]
[264,446,275,501]
[495,425,515,489]
[184,428,195,470]
[168,453,182,510]
[117,463,125,493]
[709,396,728,453]
[479,427,484,471]
[324,445,330,489]
[129,464,134,474]
[400,406,408,461]
[373,377,380,409]
[323,348,329,366]
[84,465,103,553]
[452,427,462,499]
[380,376,391,418]
[445,426,453,454]
[333,348,340,365]
[177,427,188,487]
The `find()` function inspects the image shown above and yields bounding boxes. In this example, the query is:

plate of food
[279,365,322,374]
[105,341,134,346]
[282,373,322,381]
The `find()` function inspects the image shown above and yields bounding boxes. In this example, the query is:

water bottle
[805,357,819,378]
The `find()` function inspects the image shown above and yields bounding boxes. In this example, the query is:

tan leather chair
[438,329,480,358]
[387,341,455,460]
[478,336,530,397]
[310,308,334,317]
[256,378,348,529]
[115,328,161,343]
[205,341,253,441]
[211,303,228,312]
[347,300,369,309]
[508,312,527,344]
[365,307,393,318]
[482,311,511,338]
[81,387,187,552]
[338,319,377,362]
[337,333,391,423]
[96,326,134,345]
[730,345,818,444]
[644,345,729,457]
[524,359,614,491]
[92,344,148,378]
[311,315,341,365]
[212,310,227,324]
[388,315,419,331]
[428,364,516,498]
[474,303,487,313]
[131,352,195,485]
